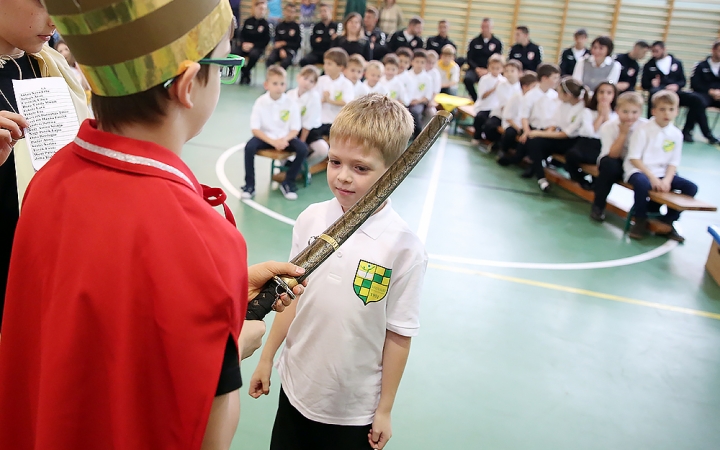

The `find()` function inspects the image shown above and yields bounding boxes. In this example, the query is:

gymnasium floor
[185,81,720,449]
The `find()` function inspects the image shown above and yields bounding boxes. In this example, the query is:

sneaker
[241,185,255,199]
[520,166,534,178]
[579,179,593,191]
[538,178,550,192]
[706,135,719,145]
[683,132,694,143]
[628,217,647,240]
[590,206,605,222]
[280,182,298,200]
[664,226,686,243]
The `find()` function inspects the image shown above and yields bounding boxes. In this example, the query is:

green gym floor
[184,78,720,449]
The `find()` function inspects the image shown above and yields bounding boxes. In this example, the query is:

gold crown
[43,0,233,97]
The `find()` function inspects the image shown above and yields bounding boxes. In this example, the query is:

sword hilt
[245,276,299,320]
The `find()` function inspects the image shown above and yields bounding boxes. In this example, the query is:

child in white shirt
[625,90,697,242]
[287,65,329,167]
[249,94,427,450]
[565,81,618,188]
[405,49,433,138]
[364,61,388,95]
[438,44,460,95]
[497,72,538,165]
[472,54,506,140]
[243,65,308,200]
[480,59,523,143]
[591,91,647,222]
[395,47,414,101]
[424,49,441,114]
[381,53,408,105]
[345,54,370,99]
[315,47,355,136]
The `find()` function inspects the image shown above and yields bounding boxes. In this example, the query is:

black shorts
[270,387,373,450]
[215,334,242,396]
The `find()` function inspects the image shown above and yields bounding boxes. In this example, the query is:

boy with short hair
[243,65,308,200]
[438,44,460,95]
[497,72,538,164]
[518,63,561,144]
[559,28,589,76]
[591,91,647,222]
[381,53,409,105]
[287,65,329,167]
[425,49,441,98]
[346,54,370,98]
[406,49,433,138]
[315,47,355,135]
[625,90,698,242]
[249,93,428,450]
[395,47,413,94]
[364,61,388,95]
[481,59,523,144]
[472,54,506,141]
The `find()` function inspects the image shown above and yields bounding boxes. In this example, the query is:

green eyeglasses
[163,54,246,88]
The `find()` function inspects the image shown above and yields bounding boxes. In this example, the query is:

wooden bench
[453,105,476,136]
[545,154,717,234]
[257,150,311,187]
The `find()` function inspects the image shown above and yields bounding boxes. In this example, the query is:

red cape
[0,121,248,449]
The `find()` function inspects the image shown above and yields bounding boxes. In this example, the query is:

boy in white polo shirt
[242,65,307,200]
[364,61,388,95]
[380,53,408,105]
[625,90,698,242]
[406,49,433,138]
[249,94,427,450]
[472,54,507,141]
[287,65,329,167]
[315,47,356,136]
[345,54,370,99]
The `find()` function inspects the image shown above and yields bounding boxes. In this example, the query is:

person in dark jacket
[508,26,542,72]
[299,2,338,66]
[425,20,455,53]
[387,16,424,53]
[559,29,588,76]
[691,40,720,144]
[238,0,271,84]
[615,40,649,93]
[642,41,718,143]
[364,7,387,61]
[463,18,503,102]
[267,3,302,69]
[332,12,372,61]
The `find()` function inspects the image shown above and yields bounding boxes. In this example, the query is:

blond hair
[330,94,413,166]
[299,65,321,82]
[365,60,384,75]
[616,91,644,108]
[425,49,438,61]
[324,47,349,67]
[266,64,287,80]
[651,89,680,108]
[347,54,367,68]
[488,54,505,66]
[441,44,456,56]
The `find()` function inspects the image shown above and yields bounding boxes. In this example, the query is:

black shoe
[579,179,593,191]
[628,218,647,240]
[706,135,719,145]
[590,206,605,222]
[683,132,694,143]
[664,226,686,243]
[497,154,512,166]
[520,166,534,178]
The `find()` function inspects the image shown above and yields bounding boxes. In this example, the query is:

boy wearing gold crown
[0,1,305,449]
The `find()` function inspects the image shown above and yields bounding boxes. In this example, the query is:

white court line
[416,132,448,244]
[216,143,677,270]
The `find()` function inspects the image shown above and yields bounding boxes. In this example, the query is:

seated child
[472,54,506,140]
[625,90,697,242]
[438,44,460,95]
[425,49,441,114]
[522,77,589,192]
[243,65,308,200]
[345,54,370,99]
[249,94,428,450]
[287,65,329,167]
[565,81,618,189]
[406,49,434,138]
[395,47,414,99]
[364,61,388,95]
[590,91,647,222]
[481,59,523,144]
[381,53,408,105]
[497,72,538,164]
[315,47,355,136]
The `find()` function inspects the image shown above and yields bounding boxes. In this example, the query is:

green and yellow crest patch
[334,91,343,101]
[353,260,392,305]
[280,110,290,122]
[301,106,307,116]
[419,83,426,91]
[390,90,398,99]
[662,139,675,152]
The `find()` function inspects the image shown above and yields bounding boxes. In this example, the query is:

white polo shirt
[623,117,683,181]
[474,73,506,114]
[353,79,370,99]
[598,116,648,162]
[381,75,409,105]
[501,91,524,129]
[364,80,388,95]
[316,73,355,124]
[405,69,432,103]
[277,198,428,426]
[489,79,521,118]
[249,92,301,139]
[428,67,442,96]
[286,87,322,131]
[520,85,559,130]
[578,109,618,139]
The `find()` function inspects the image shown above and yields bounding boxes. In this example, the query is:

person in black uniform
[387,16,424,53]
[238,0,271,84]
[364,7,387,61]
[331,12,372,61]
[267,2,302,69]
[691,40,720,143]
[615,40,649,93]
[425,20,455,53]
[508,26,542,72]
[464,18,503,102]
[642,41,718,143]
[299,2,338,66]
[559,29,588,76]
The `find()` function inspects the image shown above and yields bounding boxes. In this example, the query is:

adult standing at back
[642,41,716,143]
[690,40,720,144]
[464,18,503,102]
[379,0,404,36]
[559,29,589,76]
[267,0,283,25]
[573,36,621,93]
[509,26,542,72]
[615,41,650,93]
